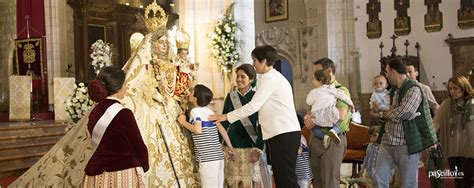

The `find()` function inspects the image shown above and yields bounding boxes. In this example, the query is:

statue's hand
[151,62,158,69]
[152,90,166,105]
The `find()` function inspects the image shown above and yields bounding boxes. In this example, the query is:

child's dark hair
[313,69,331,85]
[193,84,213,107]
[368,126,379,136]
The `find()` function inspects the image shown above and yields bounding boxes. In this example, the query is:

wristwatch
[379,111,384,119]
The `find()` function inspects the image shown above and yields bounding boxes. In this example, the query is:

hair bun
[88,80,108,103]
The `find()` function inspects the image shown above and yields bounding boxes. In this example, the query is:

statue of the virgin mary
[121,1,198,187]
[9,1,198,187]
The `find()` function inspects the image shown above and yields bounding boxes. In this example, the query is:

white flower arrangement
[65,82,94,123]
[90,40,113,71]
[209,3,240,75]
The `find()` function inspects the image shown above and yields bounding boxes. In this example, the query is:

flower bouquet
[209,3,240,76]
[90,40,113,73]
[65,83,94,123]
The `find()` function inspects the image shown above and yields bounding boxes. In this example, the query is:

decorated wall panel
[9,76,31,121]
[366,0,381,38]
[425,0,443,32]
[458,0,474,29]
[394,0,411,35]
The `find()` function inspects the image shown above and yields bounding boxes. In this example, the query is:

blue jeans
[311,123,340,139]
[374,144,420,188]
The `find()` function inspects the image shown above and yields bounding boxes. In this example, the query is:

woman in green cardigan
[222,64,264,188]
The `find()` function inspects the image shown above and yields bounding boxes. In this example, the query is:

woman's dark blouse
[222,90,264,149]
[85,99,149,176]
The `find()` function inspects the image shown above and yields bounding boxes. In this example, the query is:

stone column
[326,0,360,107]
[0,1,16,112]
[234,0,255,66]
[45,0,75,106]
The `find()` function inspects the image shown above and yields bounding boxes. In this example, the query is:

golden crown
[176,26,190,49]
[144,0,168,33]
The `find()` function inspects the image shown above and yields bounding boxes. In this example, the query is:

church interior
[0,0,473,187]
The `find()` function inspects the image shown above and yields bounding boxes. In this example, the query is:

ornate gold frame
[265,0,289,22]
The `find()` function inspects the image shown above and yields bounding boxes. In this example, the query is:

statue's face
[178,49,189,59]
[155,35,168,55]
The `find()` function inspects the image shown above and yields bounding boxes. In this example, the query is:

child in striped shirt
[296,136,313,188]
[178,84,236,188]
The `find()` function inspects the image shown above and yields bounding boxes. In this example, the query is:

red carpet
[0,176,18,187]
[0,114,8,122]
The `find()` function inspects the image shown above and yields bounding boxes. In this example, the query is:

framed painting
[265,0,288,22]
[88,24,106,48]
